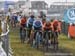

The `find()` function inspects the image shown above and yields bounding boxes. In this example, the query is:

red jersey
[20,18,27,25]
[52,20,59,31]
[43,22,52,30]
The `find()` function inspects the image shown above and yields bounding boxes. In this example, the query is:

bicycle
[32,30,42,49]
[26,28,33,44]
[43,30,52,51]
[20,27,26,43]
[52,31,59,50]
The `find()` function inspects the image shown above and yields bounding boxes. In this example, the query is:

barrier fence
[0,25,13,56]
[61,21,69,35]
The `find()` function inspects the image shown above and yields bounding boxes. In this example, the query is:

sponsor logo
[67,8,75,21]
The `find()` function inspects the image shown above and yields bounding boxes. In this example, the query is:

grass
[59,34,75,55]
[9,28,44,56]
[9,27,75,56]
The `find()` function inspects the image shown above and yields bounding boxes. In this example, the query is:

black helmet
[30,15,34,18]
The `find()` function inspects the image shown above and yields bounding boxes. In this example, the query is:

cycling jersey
[52,20,59,31]
[43,22,52,30]
[20,18,27,27]
[27,18,34,25]
[33,20,42,40]
[33,20,42,30]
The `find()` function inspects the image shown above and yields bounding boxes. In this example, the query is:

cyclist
[52,19,59,49]
[43,20,52,44]
[32,16,42,47]
[52,19,59,36]
[27,15,35,39]
[20,15,27,43]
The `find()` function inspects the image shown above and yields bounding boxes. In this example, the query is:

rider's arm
[32,21,35,31]
[32,20,36,29]
[40,20,43,30]
[42,23,46,30]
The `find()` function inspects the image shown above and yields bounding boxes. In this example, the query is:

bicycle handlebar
[43,31,52,32]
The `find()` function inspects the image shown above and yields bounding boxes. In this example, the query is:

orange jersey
[43,22,52,30]
[20,18,27,25]
[52,20,59,32]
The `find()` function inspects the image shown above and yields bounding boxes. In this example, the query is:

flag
[63,8,75,23]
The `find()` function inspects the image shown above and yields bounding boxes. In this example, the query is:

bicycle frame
[34,30,42,49]
[43,31,51,51]
[20,27,26,43]
[53,31,58,50]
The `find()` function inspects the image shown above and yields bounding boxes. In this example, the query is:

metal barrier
[0,25,13,56]
[61,21,69,35]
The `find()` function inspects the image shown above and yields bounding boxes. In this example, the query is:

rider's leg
[33,31,37,40]
[20,27,22,38]
[23,29,26,41]
[28,28,31,38]
[32,31,37,47]
[55,32,58,44]
[39,32,42,39]
[48,32,51,44]
[20,27,23,43]
[48,32,50,40]
[43,31,46,39]
[28,24,32,39]
[51,31,54,44]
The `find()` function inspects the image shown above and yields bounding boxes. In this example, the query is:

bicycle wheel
[35,32,40,49]
[43,32,49,51]
[46,32,49,51]
[21,29,26,43]
[53,32,58,50]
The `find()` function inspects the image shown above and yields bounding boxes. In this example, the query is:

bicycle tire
[53,31,58,50]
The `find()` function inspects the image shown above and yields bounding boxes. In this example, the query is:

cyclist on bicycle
[43,20,52,44]
[20,15,27,43]
[27,15,35,39]
[52,19,59,36]
[52,19,59,46]
[33,16,42,40]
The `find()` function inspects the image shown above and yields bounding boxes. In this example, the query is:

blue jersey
[27,17,34,27]
[33,20,42,30]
